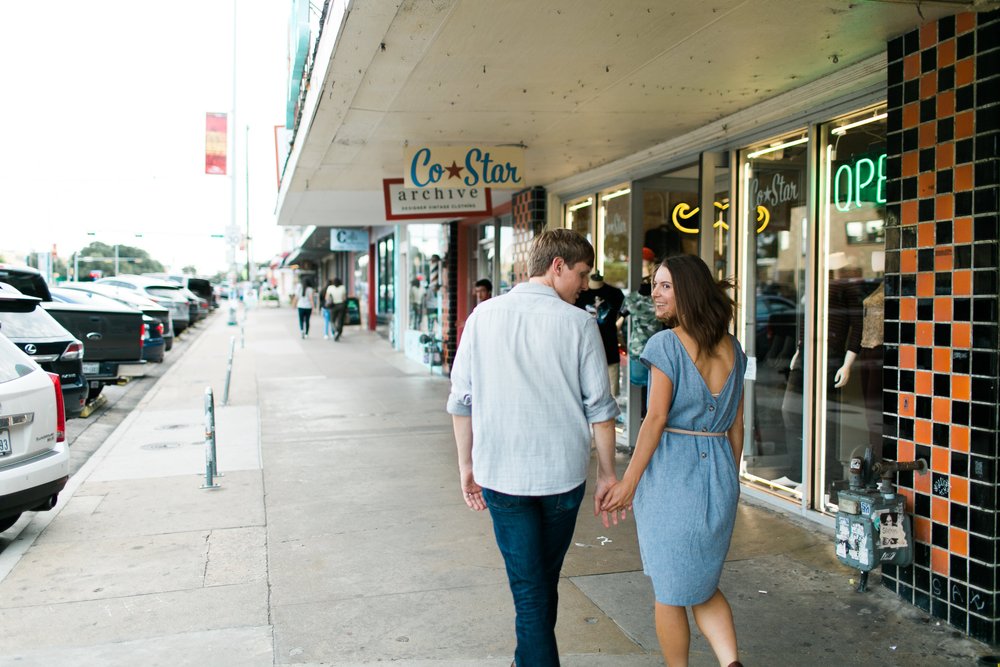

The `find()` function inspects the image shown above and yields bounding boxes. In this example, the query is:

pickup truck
[0,265,146,401]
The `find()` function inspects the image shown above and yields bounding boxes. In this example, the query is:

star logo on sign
[445,161,463,179]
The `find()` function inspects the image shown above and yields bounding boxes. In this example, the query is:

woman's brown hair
[662,254,735,358]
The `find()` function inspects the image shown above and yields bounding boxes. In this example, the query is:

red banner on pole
[205,112,228,175]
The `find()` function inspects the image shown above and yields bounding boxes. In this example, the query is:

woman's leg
[690,589,739,666]
[654,602,690,666]
[322,308,332,338]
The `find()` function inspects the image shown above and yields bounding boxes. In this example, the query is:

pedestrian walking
[293,277,317,338]
[326,277,348,341]
[409,278,425,329]
[321,279,335,339]
[447,228,623,667]
[600,253,747,667]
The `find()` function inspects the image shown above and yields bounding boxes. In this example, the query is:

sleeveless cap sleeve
[639,330,677,386]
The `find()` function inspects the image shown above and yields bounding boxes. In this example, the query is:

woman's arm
[599,365,672,513]
[727,395,745,465]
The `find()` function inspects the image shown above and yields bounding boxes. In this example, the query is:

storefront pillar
[882,9,1000,643]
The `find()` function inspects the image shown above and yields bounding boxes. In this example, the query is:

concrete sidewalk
[0,304,993,666]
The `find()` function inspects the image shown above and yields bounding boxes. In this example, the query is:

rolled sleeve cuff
[585,397,620,424]
[446,393,472,416]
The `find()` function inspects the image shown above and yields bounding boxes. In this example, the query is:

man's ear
[551,257,565,274]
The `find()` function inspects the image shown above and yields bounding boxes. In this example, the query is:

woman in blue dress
[601,254,746,667]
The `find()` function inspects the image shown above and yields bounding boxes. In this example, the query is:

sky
[0,0,290,277]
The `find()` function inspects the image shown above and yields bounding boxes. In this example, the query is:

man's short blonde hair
[528,229,594,277]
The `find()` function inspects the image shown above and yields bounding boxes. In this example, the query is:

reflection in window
[407,224,445,333]
[740,132,808,502]
[599,186,630,288]
[565,197,593,242]
[821,106,887,512]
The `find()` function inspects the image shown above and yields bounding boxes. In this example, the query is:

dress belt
[664,427,727,437]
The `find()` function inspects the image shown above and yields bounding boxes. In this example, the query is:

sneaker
[324,334,329,340]
[334,332,341,341]
[300,331,305,339]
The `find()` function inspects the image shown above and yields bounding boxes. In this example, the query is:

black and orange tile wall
[511,186,546,284]
[881,10,1000,643]
[443,221,459,368]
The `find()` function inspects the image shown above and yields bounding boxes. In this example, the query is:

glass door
[818,106,887,511]
[740,132,810,501]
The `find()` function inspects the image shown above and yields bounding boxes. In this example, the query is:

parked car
[57,281,174,351]
[143,274,216,314]
[51,287,164,363]
[0,320,68,533]
[96,275,190,334]
[0,266,148,401]
[0,283,87,418]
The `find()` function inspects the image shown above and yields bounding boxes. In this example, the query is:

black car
[0,283,87,418]
[58,281,175,352]
[50,288,166,363]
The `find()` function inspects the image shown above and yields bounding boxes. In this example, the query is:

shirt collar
[512,282,561,299]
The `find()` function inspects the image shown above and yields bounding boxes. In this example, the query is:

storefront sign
[834,153,886,212]
[670,202,771,234]
[403,145,524,189]
[329,228,369,252]
[383,178,493,220]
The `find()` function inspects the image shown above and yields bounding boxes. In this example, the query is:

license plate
[83,362,100,375]
[0,429,10,456]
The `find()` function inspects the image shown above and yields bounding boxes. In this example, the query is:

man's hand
[461,467,486,511]
[594,474,630,528]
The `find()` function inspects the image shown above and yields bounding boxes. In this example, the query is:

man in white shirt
[324,277,348,341]
[447,229,622,667]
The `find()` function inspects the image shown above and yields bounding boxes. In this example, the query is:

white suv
[0,292,69,533]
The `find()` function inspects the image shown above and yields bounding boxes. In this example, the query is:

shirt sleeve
[446,313,475,416]
[580,319,621,423]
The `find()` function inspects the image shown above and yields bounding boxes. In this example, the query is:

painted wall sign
[834,153,887,212]
[403,145,524,189]
[329,228,369,252]
[383,178,493,220]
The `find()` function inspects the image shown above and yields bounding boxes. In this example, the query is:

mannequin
[858,251,885,454]
[576,272,625,397]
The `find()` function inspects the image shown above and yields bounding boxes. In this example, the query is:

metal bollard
[201,387,220,489]
[222,335,236,406]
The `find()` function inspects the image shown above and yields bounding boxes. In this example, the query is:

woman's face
[651,265,676,321]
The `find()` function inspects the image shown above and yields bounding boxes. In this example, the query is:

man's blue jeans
[483,483,585,667]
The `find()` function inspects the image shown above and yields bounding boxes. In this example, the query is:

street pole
[226,0,239,326]
[245,124,251,283]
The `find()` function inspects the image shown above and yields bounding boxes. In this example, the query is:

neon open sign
[833,154,886,212]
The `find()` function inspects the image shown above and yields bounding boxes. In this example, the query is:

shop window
[377,235,395,316]
[598,185,630,287]
[739,130,809,502]
[820,105,887,512]
[407,224,445,333]
[565,196,594,242]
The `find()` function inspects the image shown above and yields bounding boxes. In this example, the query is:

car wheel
[0,513,21,533]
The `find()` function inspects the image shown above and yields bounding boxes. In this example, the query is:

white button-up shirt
[447,282,620,495]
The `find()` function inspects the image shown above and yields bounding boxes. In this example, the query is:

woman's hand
[596,477,636,528]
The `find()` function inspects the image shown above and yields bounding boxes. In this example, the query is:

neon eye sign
[833,154,886,212]
[671,202,771,234]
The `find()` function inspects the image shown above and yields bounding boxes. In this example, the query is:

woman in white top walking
[295,277,317,338]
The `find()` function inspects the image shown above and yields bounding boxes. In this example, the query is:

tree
[74,242,165,279]
[181,265,198,275]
